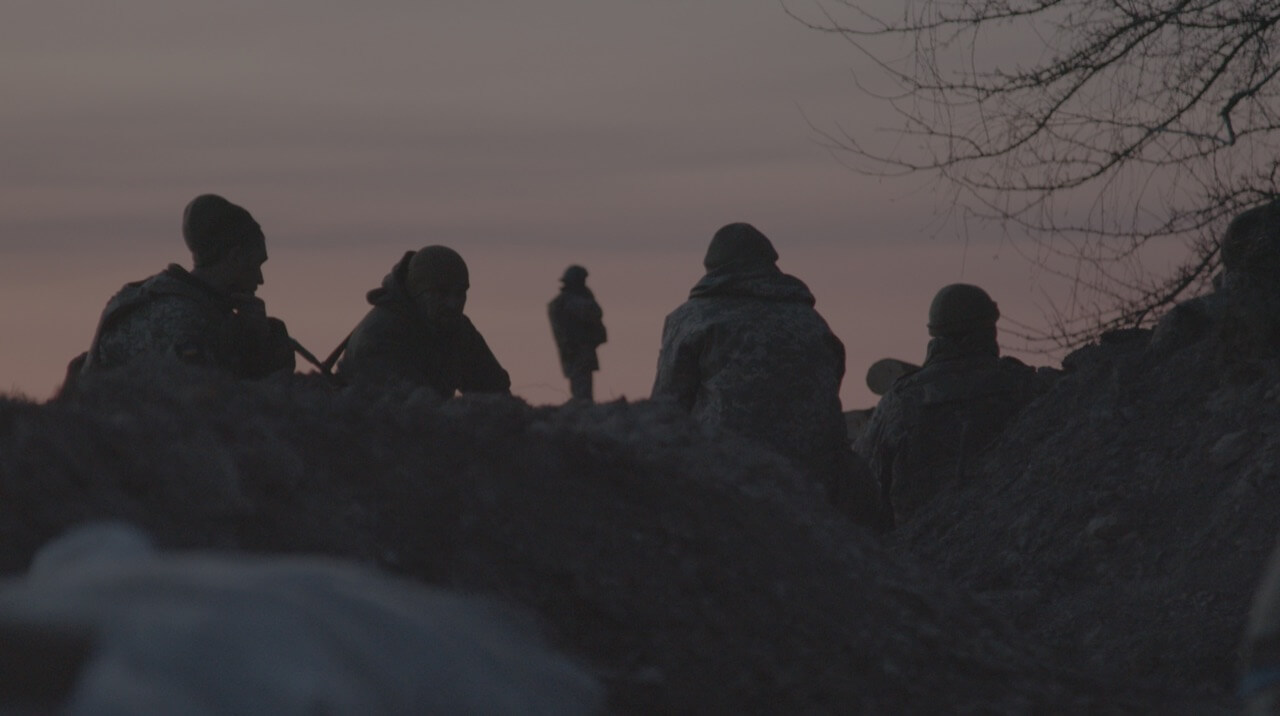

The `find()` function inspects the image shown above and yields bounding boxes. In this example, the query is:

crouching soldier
[856,284,1048,526]
[652,222,884,529]
[76,194,295,382]
[335,246,511,398]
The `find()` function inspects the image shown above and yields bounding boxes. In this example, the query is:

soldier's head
[927,283,1000,339]
[1221,200,1280,282]
[407,245,469,328]
[703,223,779,274]
[182,194,268,296]
[561,265,588,288]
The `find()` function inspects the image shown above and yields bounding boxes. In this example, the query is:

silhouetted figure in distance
[548,265,606,402]
[1151,199,1280,360]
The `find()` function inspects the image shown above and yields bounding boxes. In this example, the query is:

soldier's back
[86,268,233,374]
[862,354,1042,523]
[669,291,846,467]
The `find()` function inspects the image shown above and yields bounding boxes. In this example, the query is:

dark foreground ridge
[894,329,1280,708]
[0,359,1248,712]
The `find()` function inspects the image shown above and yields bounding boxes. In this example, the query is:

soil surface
[0,345,1264,713]
[891,329,1280,712]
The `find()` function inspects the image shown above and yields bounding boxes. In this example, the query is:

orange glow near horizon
[0,237,1073,409]
[0,2,1192,407]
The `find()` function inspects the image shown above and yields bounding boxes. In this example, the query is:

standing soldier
[76,194,296,381]
[334,245,510,399]
[547,265,606,402]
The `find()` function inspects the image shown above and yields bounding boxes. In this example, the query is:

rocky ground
[0,335,1270,712]
[892,328,1280,712]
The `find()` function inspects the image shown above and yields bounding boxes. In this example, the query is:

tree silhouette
[789,0,1280,348]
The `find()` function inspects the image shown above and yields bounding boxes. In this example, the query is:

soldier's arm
[246,318,297,378]
[457,325,512,395]
[228,296,296,378]
[853,394,901,515]
[651,318,701,411]
[587,299,606,344]
[827,331,847,387]
[583,298,603,323]
[563,296,605,337]
[340,315,437,388]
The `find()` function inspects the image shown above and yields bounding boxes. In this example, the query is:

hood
[149,265,233,307]
[687,266,816,305]
[703,223,778,273]
[366,251,416,308]
[97,265,233,329]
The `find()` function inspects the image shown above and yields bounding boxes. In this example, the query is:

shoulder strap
[319,333,353,375]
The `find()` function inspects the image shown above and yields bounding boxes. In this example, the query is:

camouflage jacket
[336,253,511,398]
[1150,271,1280,359]
[547,286,606,377]
[651,266,850,484]
[81,265,295,379]
[855,336,1045,525]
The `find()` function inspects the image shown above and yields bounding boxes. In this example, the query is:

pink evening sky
[1,2,1156,407]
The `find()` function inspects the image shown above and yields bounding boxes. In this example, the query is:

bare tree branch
[788,0,1280,349]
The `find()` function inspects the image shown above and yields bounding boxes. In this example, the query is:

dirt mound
[0,362,1127,713]
[892,329,1280,706]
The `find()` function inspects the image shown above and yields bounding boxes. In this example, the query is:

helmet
[1221,200,1280,276]
[561,265,588,285]
[407,246,470,295]
[927,284,999,337]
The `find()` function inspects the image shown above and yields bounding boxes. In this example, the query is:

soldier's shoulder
[548,291,587,316]
[349,303,416,346]
[890,356,1032,406]
[111,293,212,339]
[101,270,161,307]
[101,270,203,323]
[856,388,912,450]
[1061,327,1151,372]
[995,355,1041,377]
[874,369,932,415]
[455,313,481,333]
[892,360,954,390]
[658,299,704,330]
[1149,293,1228,356]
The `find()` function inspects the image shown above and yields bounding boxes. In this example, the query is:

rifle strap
[319,333,352,376]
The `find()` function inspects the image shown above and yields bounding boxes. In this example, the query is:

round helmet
[407,245,470,296]
[1221,200,1280,277]
[927,283,1000,337]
